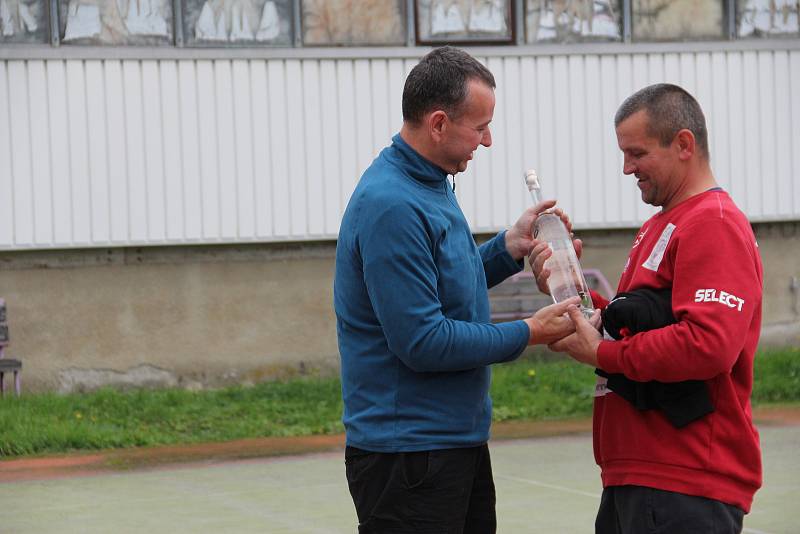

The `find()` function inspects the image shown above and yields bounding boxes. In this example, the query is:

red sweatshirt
[593,189,763,512]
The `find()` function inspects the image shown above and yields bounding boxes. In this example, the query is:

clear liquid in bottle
[525,169,594,318]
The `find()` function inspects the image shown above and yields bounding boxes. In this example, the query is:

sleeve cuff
[589,289,610,310]
[498,320,530,362]
[495,229,524,272]
[597,340,623,374]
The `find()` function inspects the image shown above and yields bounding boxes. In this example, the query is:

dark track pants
[344,444,496,534]
[596,485,744,534]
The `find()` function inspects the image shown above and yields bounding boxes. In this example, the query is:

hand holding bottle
[505,200,573,261]
[529,236,583,295]
[524,297,580,345]
[547,304,603,367]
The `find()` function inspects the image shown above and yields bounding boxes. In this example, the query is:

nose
[481,128,492,148]
[622,155,636,175]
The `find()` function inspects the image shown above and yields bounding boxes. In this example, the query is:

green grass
[490,351,596,422]
[752,347,800,404]
[1,348,798,458]
[0,378,344,457]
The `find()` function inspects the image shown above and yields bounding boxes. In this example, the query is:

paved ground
[1,421,797,534]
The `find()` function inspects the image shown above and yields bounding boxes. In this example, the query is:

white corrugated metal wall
[1,46,798,250]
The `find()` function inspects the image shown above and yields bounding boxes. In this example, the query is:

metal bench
[0,298,22,397]
[489,269,614,323]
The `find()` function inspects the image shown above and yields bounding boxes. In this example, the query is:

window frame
[0,0,796,49]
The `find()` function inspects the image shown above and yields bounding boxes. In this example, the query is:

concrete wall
[0,244,340,393]
[1,222,798,393]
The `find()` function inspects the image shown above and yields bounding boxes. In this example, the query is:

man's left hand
[549,305,602,367]
[506,200,573,261]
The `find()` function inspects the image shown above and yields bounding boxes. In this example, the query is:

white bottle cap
[524,169,540,191]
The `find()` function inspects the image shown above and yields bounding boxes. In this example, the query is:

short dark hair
[402,46,495,125]
[615,83,710,160]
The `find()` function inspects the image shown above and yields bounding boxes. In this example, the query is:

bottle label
[642,223,676,272]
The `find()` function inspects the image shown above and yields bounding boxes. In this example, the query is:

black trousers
[596,485,745,534]
[344,444,496,534]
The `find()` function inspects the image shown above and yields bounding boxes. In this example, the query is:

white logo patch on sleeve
[642,223,676,272]
[694,288,745,311]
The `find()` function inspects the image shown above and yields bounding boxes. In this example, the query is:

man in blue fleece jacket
[334,46,579,533]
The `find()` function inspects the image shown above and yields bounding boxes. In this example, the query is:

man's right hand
[524,297,580,345]
[548,304,602,367]
[528,235,583,296]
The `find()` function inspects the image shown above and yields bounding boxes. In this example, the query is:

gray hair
[615,83,709,160]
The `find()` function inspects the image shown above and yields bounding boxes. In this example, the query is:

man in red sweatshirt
[533,83,763,533]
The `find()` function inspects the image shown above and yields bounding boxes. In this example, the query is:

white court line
[495,474,601,499]
[495,476,777,534]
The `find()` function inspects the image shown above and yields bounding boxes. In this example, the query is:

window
[525,0,622,43]
[303,0,406,46]
[183,0,292,46]
[415,0,514,44]
[738,0,799,37]
[0,0,49,43]
[59,0,173,45]
[632,0,725,41]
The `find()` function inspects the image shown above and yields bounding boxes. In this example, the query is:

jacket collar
[390,133,449,185]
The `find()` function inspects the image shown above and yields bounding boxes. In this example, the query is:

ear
[675,129,695,161]
[428,110,448,142]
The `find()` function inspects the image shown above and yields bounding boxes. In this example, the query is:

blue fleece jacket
[334,134,531,452]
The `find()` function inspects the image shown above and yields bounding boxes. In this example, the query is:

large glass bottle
[525,169,594,318]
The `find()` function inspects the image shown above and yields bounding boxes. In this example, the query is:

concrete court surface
[0,425,796,534]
